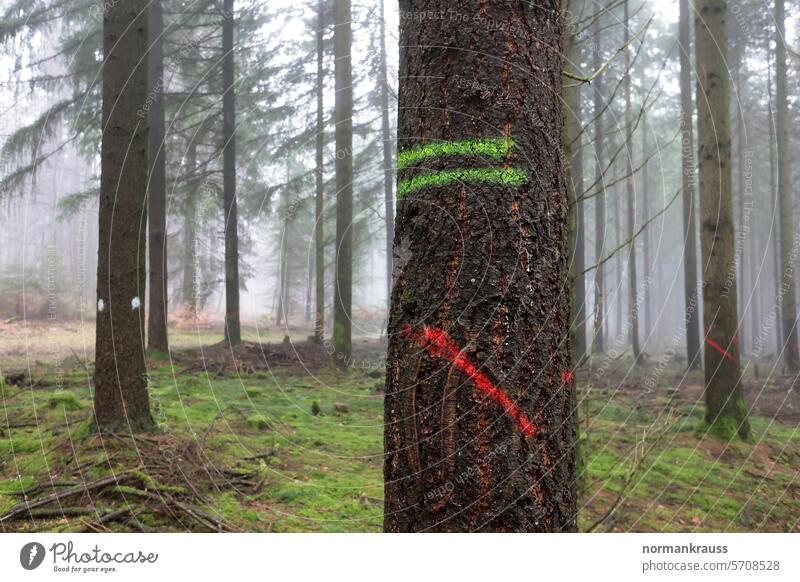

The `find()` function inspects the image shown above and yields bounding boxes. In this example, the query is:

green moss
[0,475,36,494]
[247,414,270,431]
[183,377,203,391]
[245,387,263,398]
[47,390,83,411]
[703,397,750,441]
[397,167,529,198]
[333,320,346,350]
[402,288,414,304]
[4,357,799,533]
[397,137,515,170]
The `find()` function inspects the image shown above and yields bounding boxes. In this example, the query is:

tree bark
[384,0,576,532]
[93,0,155,433]
[314,0,325,344]
[147,0,169,352]
[222,0,241,345]
[774,0,800,373]
[695,0,749,439]
[679,0,701,369]
[332,0,353,366]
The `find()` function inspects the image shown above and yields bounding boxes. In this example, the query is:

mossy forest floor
[1,321,799,532]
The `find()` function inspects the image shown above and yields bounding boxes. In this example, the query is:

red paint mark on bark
[561,370,573,384]
[401,324,539,438]
[706,337,734,361]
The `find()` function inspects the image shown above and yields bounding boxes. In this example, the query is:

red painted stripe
[706,337,734,361]
[401,324,539,438]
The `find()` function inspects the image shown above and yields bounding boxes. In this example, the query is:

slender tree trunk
[332,0,353,366]
[641,112,652,339]
[94,0,154,433]
[767,42,783,358]
[277,176,289,327]
[314,0,325,344]
[774,0,800,373]
[384,0,576,532]
[147,0,169,352]
[305,247,312,323]
[182,141,198,316]
[624,0,640,363]
[593,15,606,354]
[222,0,241,345]
[679,0,701,369]
[379,0,394,309]
[695,0,749,439]
[564,24,586,362]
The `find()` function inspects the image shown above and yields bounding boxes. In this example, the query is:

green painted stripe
[397,167,528,199]
[396,137,515,170]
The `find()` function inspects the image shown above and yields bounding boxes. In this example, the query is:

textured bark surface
[592,14,606,354]
[774,0,800,373]
[695,0,749,439]
[94,0,155,433]
[147,0,169,353]
[222,0,241,345]
[679,0,701,369]
[332,0,353,366]
[314,0,325,343]
[384,0,576,532]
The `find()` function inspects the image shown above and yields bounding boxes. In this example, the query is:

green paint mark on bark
[397,167,528,199]
[397,137,515,170]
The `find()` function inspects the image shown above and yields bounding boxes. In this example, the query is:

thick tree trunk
[624,0,640,363]
[147,0,169,352]
[332,0,353,366]
[94,0,155,433]
[695,0,749,439]
[679,0,701,369]
[314,0,325,343]
[379,0,394,308]
[384,0,576,532]
[774,0,800,373]
[222,0,241,345]
[593,14,606,354]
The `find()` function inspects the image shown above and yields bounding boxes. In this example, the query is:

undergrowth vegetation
[1,331,798,532]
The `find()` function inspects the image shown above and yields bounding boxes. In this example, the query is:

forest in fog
[0,0,798,535]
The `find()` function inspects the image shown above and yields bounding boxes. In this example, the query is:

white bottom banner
[1,533,797,581]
